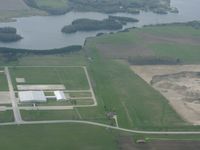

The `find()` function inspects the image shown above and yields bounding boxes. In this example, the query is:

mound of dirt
[151,71,200,103]
[132,65,200,124]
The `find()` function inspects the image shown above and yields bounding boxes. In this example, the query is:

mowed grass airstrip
[0,24,200,149]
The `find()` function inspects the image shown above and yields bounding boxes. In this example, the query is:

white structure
[16,78,26,83]
[54,91,69,101]
[19,91,47,103]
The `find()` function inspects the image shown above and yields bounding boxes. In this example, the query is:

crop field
[90,24,200,64]
[10,67,89,90]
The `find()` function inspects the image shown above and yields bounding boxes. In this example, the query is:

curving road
[1,120,200,135]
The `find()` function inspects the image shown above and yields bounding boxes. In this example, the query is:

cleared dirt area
[117,136,200,150]
[131,65,200,125]
[0,0,29,10]
[147,140,200,150]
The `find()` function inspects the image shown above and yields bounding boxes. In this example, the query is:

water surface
[0,0,199,50]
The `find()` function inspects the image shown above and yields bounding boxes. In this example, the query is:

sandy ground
[131,65,200,83]
[131,65,200,125]
[0,0,29,10]
[0,92,11,104]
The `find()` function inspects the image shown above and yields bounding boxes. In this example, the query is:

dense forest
[0,27,22,42]
[62,16,138,33]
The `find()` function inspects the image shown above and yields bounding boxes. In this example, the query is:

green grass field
[0,110,14,123]
[20,108,111,124]
[21,110,79,121]
[10,67,89,90]
[85,45,186,130]
[0,72,8,91]
[0,124,119,150]
[0,52,86,66]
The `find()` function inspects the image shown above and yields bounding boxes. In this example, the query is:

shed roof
[19,91,47,102]
[54,91,67,101]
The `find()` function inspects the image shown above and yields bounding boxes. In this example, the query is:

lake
[0,0,200,50]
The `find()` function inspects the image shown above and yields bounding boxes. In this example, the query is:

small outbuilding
[19,91,47,103]
[54,91,69,101]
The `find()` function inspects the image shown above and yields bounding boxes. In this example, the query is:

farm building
[54,91,69,101]
[19,91,47,103]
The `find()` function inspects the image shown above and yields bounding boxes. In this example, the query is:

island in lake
[62,16,139,33]
[0,27,22,42]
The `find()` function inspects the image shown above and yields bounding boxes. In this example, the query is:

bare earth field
[131,65,200,125]
[0,0,29,10]
[146,140,200,150]
[118,136,200,150]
